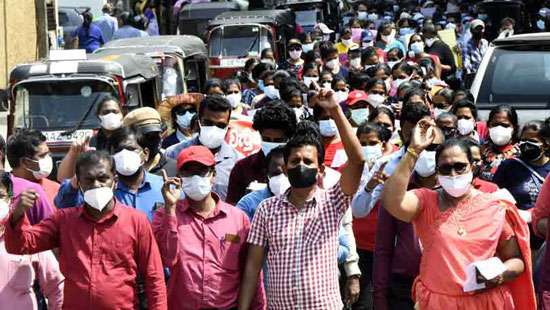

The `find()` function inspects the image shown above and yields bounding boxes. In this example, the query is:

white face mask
[334,90,349,103]
[367,94,385,108]
[99,113,122,131]
[113,149,142,176]
[322,82,332,90]
[302,43,314,53]
[289,49,302,60]
[226,93,242,109]
[382,30,395,43]
[176,111,195,129]
[268,173,290,196]
[199,124,227,149]
[415,150,436,177]
[438,171,473,198]
[181,175,212,201]
[489,126,513,146]
[303,76,319,88]
[263,85,280,99]
[27,155,53,180]
[325,59,340,73]
[424,38,436,47]
[262,141,284,156]
[433,108,447,119]
[349,57,362,69]
[457,118,475,136]
[362,145,383,163]
[82,186,114,212]
[0,199,9,222]
[362,41,374,48]
[342,38,353,47]
[319,119,338,137]
[357,11,368,21]
[387,61,399,69]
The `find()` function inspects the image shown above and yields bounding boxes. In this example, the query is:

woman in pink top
[0,172,64,310]
[381,120,536,310]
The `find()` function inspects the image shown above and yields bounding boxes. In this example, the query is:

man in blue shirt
[70,10,104,53]
[54,127,164,221]
[112,11,149,40]
[93,3,118,42]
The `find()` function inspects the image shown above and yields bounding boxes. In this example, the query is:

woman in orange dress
[381,119,536,310]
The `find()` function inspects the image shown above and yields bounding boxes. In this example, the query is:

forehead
[201,108,230,121]
[79,159,113,178]
[437,145,469,165]
[521,128,540,140]
[101,100,119,110]
[117,136,140,149]
[359,132,380,141]
[287,145,319,162]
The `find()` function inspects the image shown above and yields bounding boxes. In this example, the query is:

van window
[209,26,265,57]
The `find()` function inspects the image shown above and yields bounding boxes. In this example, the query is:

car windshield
[209,25,270,57]
[14,79,117,131]
[295,10,318,27]
[477,47,550,106]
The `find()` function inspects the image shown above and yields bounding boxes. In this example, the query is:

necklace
[440,190,476,237]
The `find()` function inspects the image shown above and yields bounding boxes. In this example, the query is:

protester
[422,23,456,82]
[223,79,248,118]
[278,38,304,76]
[113,11,149,40]
[5,150,168,309]
[161,93,202,149]
[93,3,118,42]
[451,98,485,143]
[462,19,489,87]
[0,171,64,310]
[70,9,105,53]
[436,112,458,140]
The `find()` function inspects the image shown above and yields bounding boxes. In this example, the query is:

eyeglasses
[289,46,302,51]
[437,162,469,175]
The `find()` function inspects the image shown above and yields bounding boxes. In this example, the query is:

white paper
[518,209,532,223]
[463,257,506,292]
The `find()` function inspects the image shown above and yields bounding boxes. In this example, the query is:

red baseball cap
[346,90,369,106]
[176,145,215,170]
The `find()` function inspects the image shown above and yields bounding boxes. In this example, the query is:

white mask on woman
[457,119,475,136]
[438,171,473,198]
[99,113,123,131]
[489,126,513,146]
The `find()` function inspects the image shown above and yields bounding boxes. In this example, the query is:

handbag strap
[513,158,545,183]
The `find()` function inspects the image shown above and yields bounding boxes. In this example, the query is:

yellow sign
[438,29,462,69]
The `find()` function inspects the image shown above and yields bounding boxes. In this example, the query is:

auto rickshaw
[207,9,295,79]
[274,0,341,34]
[178,1,241,40]
[95,35,209,94]
[7,50,161,164]
[476,0,527,41]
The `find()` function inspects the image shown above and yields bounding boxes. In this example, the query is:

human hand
[69,135,92,155]
[366,162,388,192]
[11,189,38,224]
[161,169,181,214]
[476,268,505,290]
[409,118,436,154]
[344,276,360,305]
[309,81,339,112]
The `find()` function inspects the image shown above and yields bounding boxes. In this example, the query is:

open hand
[69,135,92,154]
[409,118,436,154]
[161,169,181,214]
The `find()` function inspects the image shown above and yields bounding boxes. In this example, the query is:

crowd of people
[5,0,550,310]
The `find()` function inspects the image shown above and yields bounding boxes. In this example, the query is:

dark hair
[361,46,378,64]
[357,122,391,142]
[280,87,302,104]
[331,75,346,89]
[303,50,319,64]
[520,120,544,138]
[376,21,393,42]
[374,63,391,76]
[302,62,320,76]
[399,102,431,125]
[252,101,297,138]
[118,11,131,26]
[436,112,457,123]
[107,127,139,154]
[283,120,325,165]
[133,127,162,160]
[6,129,47,168]
[205,78,223,93]
[387,47,404,59]
[319,41,338,60]
[392,61,413,76]
[435,138,474,166]
[0,134,5,166]
[222,79,241,93]
[261,48,274,59]
[96,95,120,115]
[403,88,426,104]
[198,95,232,120]
[366,78,387,93]
[82,10,93,35]
[266,145,285,167]
[540,117,550,141]
[252,62,275,81]
[273,70,292,83]
[244,57,260,72]
[451,99,478,120]
[435,88,454,105]
[487,104,519,142]
[368,106,396,126]
[75,150,115,178]
[348,70,370,91]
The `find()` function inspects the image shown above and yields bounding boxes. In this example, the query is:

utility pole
[35,0,48,58]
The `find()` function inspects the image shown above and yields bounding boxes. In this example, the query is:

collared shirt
[112,25,149,40]
[152,196,266,310]
[11,175,55,225]
[237,187,272,221]
[247,183,352,309]
[226,151,268,204]
[54,172,165,221]
[5,201,167,310]
[0,237,64,310]
[71,24,105,53]
[462,38,489,74]
[37,178,60,209]
[165,137,243,200]
[93,13,118,42]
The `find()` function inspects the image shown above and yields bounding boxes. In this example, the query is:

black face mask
[520,141,543,162]
[287,164,318,188]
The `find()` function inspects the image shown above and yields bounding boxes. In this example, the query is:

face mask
[538,20,546,30]
[362,145,383,163]
[181,175,212,201]
[99,113,123,131]
[368,13,378,21]
[489,126,513,146]
[382,30,395,43]
[261,59,276,67]
[393,78,406,89]
[342,38,353,47]
[303,42,315,52]
[113,149,142,176]
[319,119,338,137]
[387,61,399,69]
[303,76,319,88]
[424,38,436,47]
[287,164,318,188]
[26,155,53,180]
[351,28,363,42]
[357,11,368,20]
[520,141,544,162]
[263,85,280,99]
[415,151,436,177]
[325,58,340,71]
[399,27,413,36]
[199,125,227,149]
[176,111,195,129]
[226,93,242,109]
[410,41,425,55]
[289,49,302,60]
[457,119,475,135]
[82,186,114,212]
[433,108,447,119]
[438,171,473,198]
[334,90,349,103]
[268,173,291,196]
[322,82,332,90]
[351,108,369,126]
[349,57,362,69]
[0,199,9,222]
[262,141,284,156]
[367,94,385,108]
[362,41,374,48]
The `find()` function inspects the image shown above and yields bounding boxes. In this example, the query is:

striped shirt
[462,38,489,74]
[247,183,352,309]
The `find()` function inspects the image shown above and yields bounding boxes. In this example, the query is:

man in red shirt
[5,150,167,310]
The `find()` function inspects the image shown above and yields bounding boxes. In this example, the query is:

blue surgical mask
[399,27,413,36]
[351,108,369,126]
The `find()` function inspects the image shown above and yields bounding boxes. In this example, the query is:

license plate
[220,58,247,68]
[43,129,94,143]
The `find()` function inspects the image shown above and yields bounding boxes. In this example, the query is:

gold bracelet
[406,147,419,159]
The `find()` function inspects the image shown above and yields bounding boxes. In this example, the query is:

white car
[470,33,550,124]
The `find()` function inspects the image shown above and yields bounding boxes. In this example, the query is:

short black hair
[283,120,325,165]
[319,41,337,60]
[392,61,413,75]
[361,46,378,63]
[520,120,544,138]
[435,88,454,104]
[198,95,232,120]
[75,150,115,178]
[357,122,391,142]
[107,127,139,154]
[222,79,241,93]
[435,138,474,166]
[400,102,431,125]
[368,106,396,126]
[266,145,285,167]
[403,88,426,105]
[252,62,275,81]
[6,129,46,168]
[252,101,297,138]
[95,95,120,115]
[0,171,13,198]
[540,117,550,141]
[451,99,478,120]
[366,78,387,93]
[348,70,370,91]
[205,78,223,93]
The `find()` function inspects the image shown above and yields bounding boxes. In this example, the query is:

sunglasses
[437,162,469,176]
[289,46,302,51]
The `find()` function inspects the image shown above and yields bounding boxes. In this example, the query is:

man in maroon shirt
[226,101,296,204]
[5,150,167,310]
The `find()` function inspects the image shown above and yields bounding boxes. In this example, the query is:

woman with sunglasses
[278,38,304,77]
[381,119,535,310]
